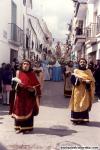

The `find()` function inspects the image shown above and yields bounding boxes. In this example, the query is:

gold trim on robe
[14,126,33,130]
[12,110,33,120]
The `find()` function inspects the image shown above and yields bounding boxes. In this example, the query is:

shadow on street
[41,81,70,109]
[0,105,9,125]
[32,125,77,137]
[0,105,9,116]
[88,121,100,128]
[0,143,8,150]
[0,116,4,124]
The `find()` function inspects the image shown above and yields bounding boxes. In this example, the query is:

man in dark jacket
[94,60,100,100]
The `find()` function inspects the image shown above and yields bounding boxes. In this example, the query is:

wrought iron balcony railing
[85,23,97,40]
[8,23,24,46]
[97,15,100,34]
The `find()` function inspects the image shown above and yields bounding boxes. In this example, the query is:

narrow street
[0,81,100,150]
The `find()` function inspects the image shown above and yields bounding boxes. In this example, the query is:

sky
[32,0,74,43]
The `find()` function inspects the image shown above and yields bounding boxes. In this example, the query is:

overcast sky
[32,0,74,43]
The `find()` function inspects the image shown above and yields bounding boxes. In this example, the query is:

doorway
[10,49,18,63]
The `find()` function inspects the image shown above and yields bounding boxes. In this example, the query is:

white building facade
[0,0,52,65]
[69,0,87,61]
[0,0,26,65]
[69,0,100,63]
[85,0,100,62]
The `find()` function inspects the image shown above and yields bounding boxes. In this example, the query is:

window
[30,0,32,9]
[11,1,17,24]
[23,0,26,6]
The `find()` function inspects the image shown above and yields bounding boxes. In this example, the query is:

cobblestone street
[0,81,100,150]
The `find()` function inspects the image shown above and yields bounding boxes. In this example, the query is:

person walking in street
[2,64,12,105]
[0,63,6,103]
[70,58,95,125]
[52,60,62,81]
[33,61,44,91]
[0,68,2,102]
[88,61,95,74]
[94,60,100,101]
[64,61,73,97]
[9,61,19,115]
[11,59,41,133]
[42,55,50,81]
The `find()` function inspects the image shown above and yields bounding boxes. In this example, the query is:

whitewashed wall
[86,3,94,26]
[0,0,29,65]
[0,0,11,65]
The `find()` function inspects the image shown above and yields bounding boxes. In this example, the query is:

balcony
[8,23,24,47]
[96,15,100,36]
[74,27,86,44]
[85,23,97,45]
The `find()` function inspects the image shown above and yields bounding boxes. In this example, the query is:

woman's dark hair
[88,61,94,65]
[67,60,73,67]
[5,64,11,70]
[19,59,33,72]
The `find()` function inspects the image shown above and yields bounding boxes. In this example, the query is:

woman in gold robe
[70,58,95,124]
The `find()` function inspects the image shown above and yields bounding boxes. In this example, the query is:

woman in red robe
[11,59,41,133]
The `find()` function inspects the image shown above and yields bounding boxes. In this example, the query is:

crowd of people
[0,56,100,133]
[0,56,63,104]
